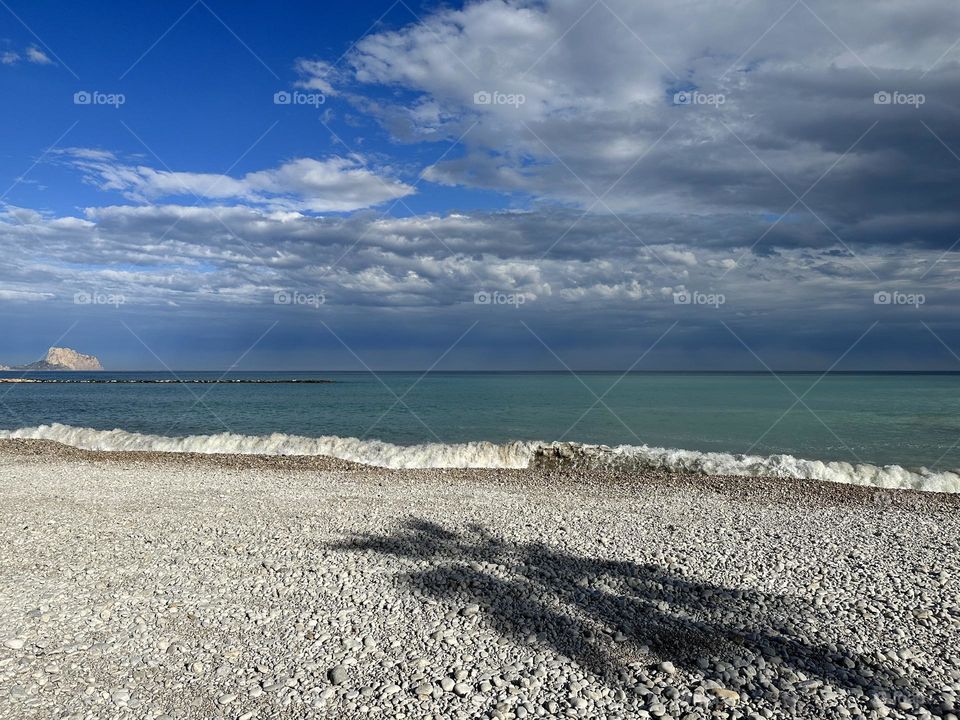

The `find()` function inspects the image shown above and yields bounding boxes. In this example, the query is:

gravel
[0,439,958,719]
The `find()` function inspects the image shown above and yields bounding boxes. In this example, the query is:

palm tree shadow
[330,518,936,714]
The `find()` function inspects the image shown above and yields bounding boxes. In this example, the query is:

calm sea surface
[1,371,958,471]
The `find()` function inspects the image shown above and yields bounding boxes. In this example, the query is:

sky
[1,0,960,370]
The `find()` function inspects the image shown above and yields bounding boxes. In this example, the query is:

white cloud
[0,289,53,301]
[62,151,416,213]
[1,46,55,66]
[2,203,958,320]
[25,46,52,65]
[293,58,339,96]
[291,0,960,234]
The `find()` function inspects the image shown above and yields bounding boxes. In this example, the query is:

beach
[0,440,957,720]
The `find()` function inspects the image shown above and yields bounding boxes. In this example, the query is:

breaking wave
[1,423,958,493]
[0,423,538,469]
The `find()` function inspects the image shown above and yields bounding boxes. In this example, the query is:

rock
[328,665,348,685]
[454,682,471,696]
[658,661,676,674]
[13,347,103,371]
[712,688,740,704]
[4,638,25,650]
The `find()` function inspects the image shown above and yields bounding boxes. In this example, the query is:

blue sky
[2,1,489,214]
[2,0,960,370]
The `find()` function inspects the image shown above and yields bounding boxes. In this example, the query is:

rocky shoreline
[0,440,957,719]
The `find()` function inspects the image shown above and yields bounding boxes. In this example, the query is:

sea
[1,370,958,492]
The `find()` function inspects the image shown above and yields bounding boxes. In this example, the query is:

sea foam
[0,423,537,469]
[1,423,957,493]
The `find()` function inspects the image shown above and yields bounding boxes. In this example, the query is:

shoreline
[0,438,957,508]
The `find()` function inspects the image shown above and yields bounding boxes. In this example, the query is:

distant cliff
[10,347,104,371]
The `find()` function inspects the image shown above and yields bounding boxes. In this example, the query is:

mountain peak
[2,348,105,372]
[44,347,103,371]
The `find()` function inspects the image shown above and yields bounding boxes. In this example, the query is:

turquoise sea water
[1,371,958,472]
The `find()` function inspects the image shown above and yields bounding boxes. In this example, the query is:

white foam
[0,423,537,469]
[1,423,957,493]
[607,444,960,494]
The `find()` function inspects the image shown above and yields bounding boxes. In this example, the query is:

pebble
[0,449,956,719]
[712,688,740,704]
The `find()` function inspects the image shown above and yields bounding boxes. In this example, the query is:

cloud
[25,46,52,65]
[2,202,957,318]
[4,194,959,368]
[4,1,960,367]
[293,58,339,96]
[60,151,416,213]
[289,0,960,255]
[1,46,54,66]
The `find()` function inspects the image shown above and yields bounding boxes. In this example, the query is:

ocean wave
[0,423,537,469]
[1,423,957,493]
[605,445,960,493]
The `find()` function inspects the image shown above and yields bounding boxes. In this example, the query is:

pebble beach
[0,439,958,720]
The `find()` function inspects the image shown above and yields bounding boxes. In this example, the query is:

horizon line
[8,369,960,375]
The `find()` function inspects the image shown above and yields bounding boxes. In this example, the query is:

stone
[329,665,348,685]
[712,688,740,704]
